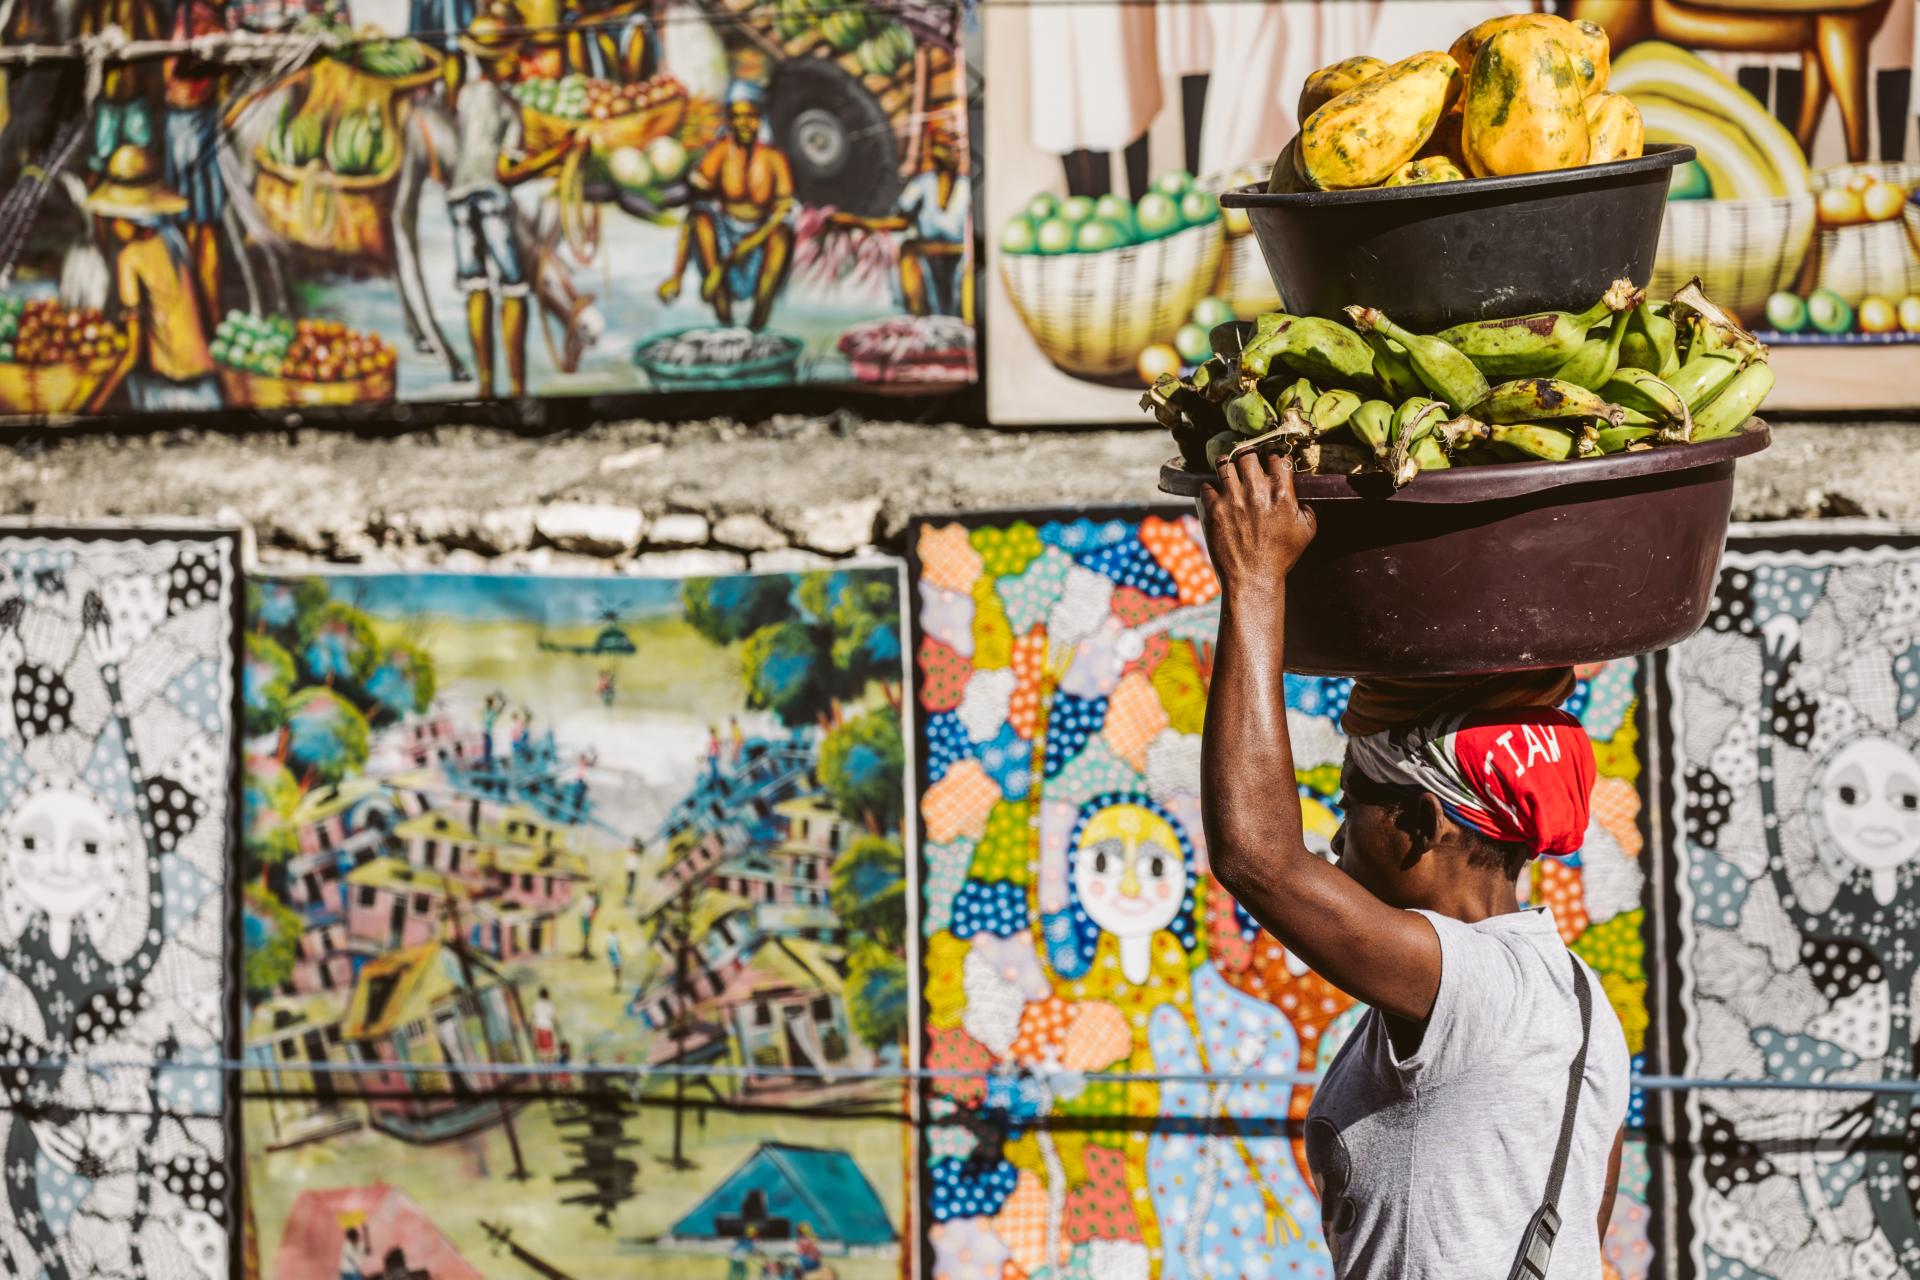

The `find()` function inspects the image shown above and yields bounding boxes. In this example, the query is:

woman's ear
[1402,792,1447,859]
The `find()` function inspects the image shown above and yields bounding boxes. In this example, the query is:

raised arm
[1199,452,1442,1020]
[82,591,168,979]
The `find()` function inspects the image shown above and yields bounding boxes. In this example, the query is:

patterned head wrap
[1345,707,1596,858]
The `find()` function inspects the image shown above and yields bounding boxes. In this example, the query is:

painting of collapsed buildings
[239,567,913,1278]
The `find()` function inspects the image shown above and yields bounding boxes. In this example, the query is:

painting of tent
[668,1142,899,1252]
[274,1185,484,1280]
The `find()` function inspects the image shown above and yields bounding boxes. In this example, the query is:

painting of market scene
[0,0,974,418]
[984,0,1920,423]
[237,566,914,1279]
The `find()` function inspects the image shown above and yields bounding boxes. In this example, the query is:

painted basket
[252,153,400,260]
[0,354,121,416]
[1811,163,1920,305]
[217,364,396,408]
[520,93,686,155]
[1200,165,1284,318]
[631,330,804,390]
[1652,195,1816,321]
[1000,218,1226,378]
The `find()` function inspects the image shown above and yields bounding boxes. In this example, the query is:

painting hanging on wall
[0,525,242,1280]
[0,0,974,420]
[1653,527,1920,1279]
[907,509,1654,1279]
[983,0,1920,424]
[238,566,915,1279]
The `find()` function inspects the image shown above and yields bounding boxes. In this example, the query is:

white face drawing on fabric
[1814,735,1920,906]
[1073,803,1187,985]
[9,786,122,955]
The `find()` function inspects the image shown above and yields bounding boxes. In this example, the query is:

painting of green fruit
[1134,191,1181,239]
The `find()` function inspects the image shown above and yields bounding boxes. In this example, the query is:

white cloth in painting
[1026,1,1162,155]
[1361,0,1534,65]
[1155,0,1213,77]
[1194,0,1375,177]
[1146,961,1329,1279]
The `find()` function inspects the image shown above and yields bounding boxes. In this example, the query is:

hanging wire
[9,1055,1918,1095]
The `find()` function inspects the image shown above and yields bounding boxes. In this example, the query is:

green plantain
[1346,307,1487,409]
[1387,397,1449,487]
[1599,367,1692,441]
[1690,361,1774,441]
[1667,348,1747,414]
[1595,424,1659,453]
[1361,331,1426,401]
[1434,278,1637,379]
[1489,423,1579,461]
[1554,301,1636,391]
[1348,399,1394,457]
[1310,388,1363,435]
[1471,378,1626,426]
[1239,315,1379,392]
[1618,302,1678,377]
[1409,436,1451,473]
[1225,390,1280,436]
[1203,431,1240,469]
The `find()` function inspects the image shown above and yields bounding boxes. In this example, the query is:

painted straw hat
[84,146,188,220]
[457,10,524,62]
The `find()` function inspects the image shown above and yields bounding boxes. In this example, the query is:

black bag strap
[1506,952,1595,1280]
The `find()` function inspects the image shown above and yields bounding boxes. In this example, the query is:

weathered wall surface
[9,419,1914,569]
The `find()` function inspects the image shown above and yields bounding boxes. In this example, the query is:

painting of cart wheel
[238,566,915,1279]
[0,0,974,419]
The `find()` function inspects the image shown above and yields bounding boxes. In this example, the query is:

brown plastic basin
[1159,421,1771,677]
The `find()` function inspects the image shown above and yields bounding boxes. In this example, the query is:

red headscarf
[1344,707,1596,858]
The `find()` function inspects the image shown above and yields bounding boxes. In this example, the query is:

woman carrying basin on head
[1198,451,1631,1278]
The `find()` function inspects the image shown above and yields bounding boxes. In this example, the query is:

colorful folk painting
[1655,531,1920,1279]
[909,509,1653,1280]
[0,0,973,420]
[239,567,914,1279]
[0,527,242,1280]
[983,0,1920,424]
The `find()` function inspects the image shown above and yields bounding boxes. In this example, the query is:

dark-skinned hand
[1199,450,1317,606]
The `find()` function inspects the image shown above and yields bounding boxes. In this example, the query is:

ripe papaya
[1449,13,1607,98]
[1297,55,1387,122]
[1584,91,1643,164]
[1462,26,1589,178]
[1298,51,1462,191]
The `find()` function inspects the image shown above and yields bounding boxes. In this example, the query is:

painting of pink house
[345,859,469,952]
[273,1184,484,1280]
[489,845,589,910]
[393,812,496,891]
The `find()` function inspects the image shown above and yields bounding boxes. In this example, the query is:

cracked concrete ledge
[2,416,1913,572]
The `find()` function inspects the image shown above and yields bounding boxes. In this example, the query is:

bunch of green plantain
[1145,276,1771,486]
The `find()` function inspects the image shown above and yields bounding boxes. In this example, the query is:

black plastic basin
[1159,420,1769,677]
[1220,144,1696,333]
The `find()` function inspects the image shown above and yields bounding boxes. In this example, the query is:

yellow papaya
[1384,156,1464,187]
[1297,56,1387,122]
[1567,19,1611,97]
[1462,26,1589,178]
[1584,91,1643,163]
[1449,13,1606,98]
[1298,51,1462,191]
